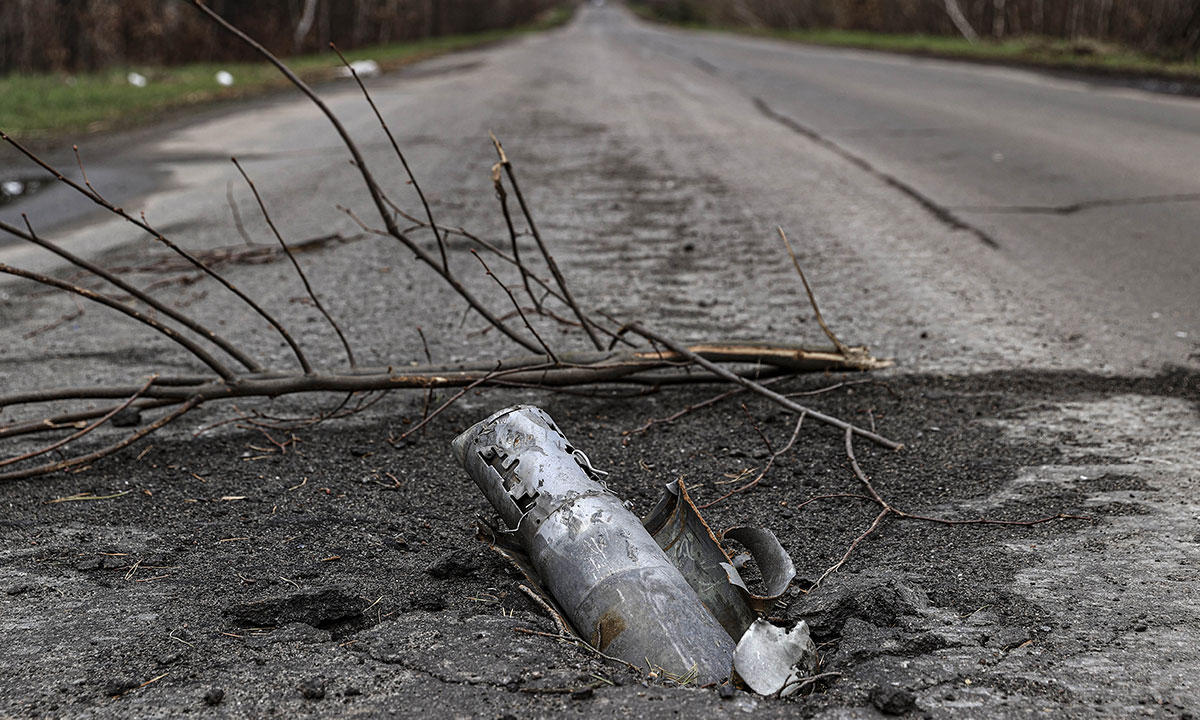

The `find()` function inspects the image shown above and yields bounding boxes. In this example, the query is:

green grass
[0,6,573,141]
[630,4,1200,81]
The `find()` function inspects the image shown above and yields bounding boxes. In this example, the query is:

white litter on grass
[215,71,235,87]
[1,180,24,197]
[336,59,381,79]
[127,72,148,88]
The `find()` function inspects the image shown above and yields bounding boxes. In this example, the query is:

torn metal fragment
[733,619,818,697]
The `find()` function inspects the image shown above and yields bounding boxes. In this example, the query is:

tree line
[641,0,1200,59]
[0,0,561,75]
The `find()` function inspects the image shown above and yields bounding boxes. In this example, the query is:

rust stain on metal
[594,610,627,651]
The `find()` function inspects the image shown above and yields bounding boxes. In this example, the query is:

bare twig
[330,43,449,274]
[0,134,310,372]
[0,263,239,381]
[628,323,901,450]
[0,375,158,469]
[232,157,353,369]
[472,251,557,363]
[699,412,805,509]
[513,627,640,674]
[490,131,604,350]
[0,398,201,482]
[778,227,849,356]
[807,428,1091,587]
[0,218,262,372]
[187,1,541,354]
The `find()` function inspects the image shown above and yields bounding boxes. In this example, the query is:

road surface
[1,5,1198,719]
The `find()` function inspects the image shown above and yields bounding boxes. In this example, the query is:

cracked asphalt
[2,4,1199,718]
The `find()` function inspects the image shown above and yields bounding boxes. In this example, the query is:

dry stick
[0,398,201,482]
[329,44,449,273]
[23,293,84,339]
[232,158,354,369]
[0,134,310,373]
[629,323,901,450]
[0,219,262,372]
[472,251,558,364]
[393,361,508,442]
[186,1,540,355]
[359,202,633,348]
[778,227,849,356]
[492,163,540,310]
[0,375,158,469]
[518,584,571,636]
[741,403,775,455]
[0,400,179,440]
[490,132,604,351]
[225,180,256,245]
[513,627,641,674]
[0,263,238,382]
[809,428,1091,587]
[1,342,858,409]
[700,412,805,509]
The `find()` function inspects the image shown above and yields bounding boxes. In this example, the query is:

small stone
[5,583,30,596]
[156,651,182,667]
[569,687,594,701]
[718,684,736,699]
[870,686,916,715]
[104,677,138,697]
[111,407,142,428]
[202,687,224,705]
[344,686,361,697]
[425,551,479,579]
[299,678,326,700]
[1134,623,1149,632]
[76,558,105,572]
[405,591,446,612]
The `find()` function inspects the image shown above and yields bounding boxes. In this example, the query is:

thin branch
[0,218,262,372]
[699,412,805,509]
[490,131,604,350]
[0,134,309,372]
[330,43,449,273]
[0,375,158,469]
[232,157,352,369]
[628,323,901,450]
[492,162,539,310]
[778,227,849,356]
[186,1,540,355]
[0,262,238,381]
[0,398,201,482]
[472,251,557,363]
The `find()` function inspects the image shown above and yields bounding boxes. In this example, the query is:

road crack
[751,96,1000,249]
[951,192,1200,216]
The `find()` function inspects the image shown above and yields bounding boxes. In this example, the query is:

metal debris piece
[732,619,818,696]
[453,405,815,691]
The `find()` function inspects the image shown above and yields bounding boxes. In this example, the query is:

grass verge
[629,3,1200,84]
[0,6,573,141]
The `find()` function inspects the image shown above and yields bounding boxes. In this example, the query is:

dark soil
[2,368,1197,718]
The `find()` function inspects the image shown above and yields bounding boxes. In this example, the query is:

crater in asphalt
[0,367,1196,715]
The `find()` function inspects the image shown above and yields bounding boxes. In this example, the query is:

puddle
[0,177,48,206]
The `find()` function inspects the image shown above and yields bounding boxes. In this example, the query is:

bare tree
[945,0,979,43]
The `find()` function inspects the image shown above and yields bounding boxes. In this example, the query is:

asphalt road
[2,5,1199,719]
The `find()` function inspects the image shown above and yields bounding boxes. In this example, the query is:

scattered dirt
[2,368,1197,718]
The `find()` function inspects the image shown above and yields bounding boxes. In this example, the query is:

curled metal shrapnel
[452,405,816,692]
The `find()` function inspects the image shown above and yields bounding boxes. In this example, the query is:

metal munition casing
[452,405,736,683]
